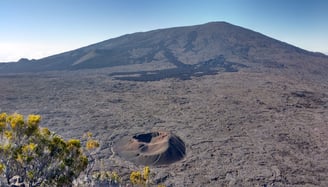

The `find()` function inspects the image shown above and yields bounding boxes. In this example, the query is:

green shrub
[0,113,166,187]
[0,112,98,186]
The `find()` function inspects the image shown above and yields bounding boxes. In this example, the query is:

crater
[133,132,160,143]
[114,131,186,165]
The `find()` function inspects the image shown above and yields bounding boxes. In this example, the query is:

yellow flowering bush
[0,112,167,186]
[130,170,142,185]
[26,114,41,134]
[6,113,24,129]
[0,113,7,121]
[91,170,122,185]
[143,166,150,181]
[0,112,93,186]
[86,165,163,186]
[4,130,13,140]
[86,139,99,150]
[0,163,5,174]
[27,114,41,126]
[0,113,7,132]
[67,139,81,148]
[130,166,151,186]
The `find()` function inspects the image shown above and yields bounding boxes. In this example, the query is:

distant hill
[0,22,327,81]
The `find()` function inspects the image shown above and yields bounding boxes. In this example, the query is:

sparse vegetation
[129,166,150,185]
[0,112,98,186]
[0,113,166,187]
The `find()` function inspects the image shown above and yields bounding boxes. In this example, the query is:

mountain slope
[0,22,327,80]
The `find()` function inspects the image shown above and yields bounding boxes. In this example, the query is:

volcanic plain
[0,22,328,186]
[0,66,327,186]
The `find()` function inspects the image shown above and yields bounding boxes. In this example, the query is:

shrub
[0,112,98,186]
[130,166,150,186]
[0,113,166,187]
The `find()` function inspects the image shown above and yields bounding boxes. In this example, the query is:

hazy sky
[1,0,327,62]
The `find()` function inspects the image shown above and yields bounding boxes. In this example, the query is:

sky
[0,0,327,62]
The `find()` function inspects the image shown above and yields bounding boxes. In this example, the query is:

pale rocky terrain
[0,65,327,186]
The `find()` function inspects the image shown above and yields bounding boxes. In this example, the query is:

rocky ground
[0,67,327,186]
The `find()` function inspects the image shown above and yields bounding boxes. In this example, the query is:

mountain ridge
[0,22,327,77]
